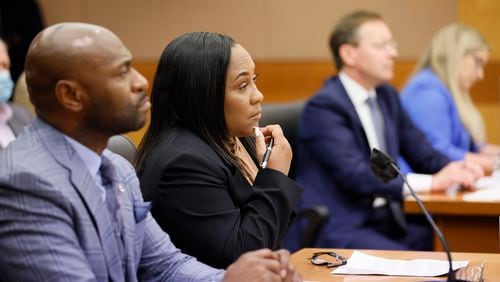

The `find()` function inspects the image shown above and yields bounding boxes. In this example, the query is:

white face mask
[0,70,14,103]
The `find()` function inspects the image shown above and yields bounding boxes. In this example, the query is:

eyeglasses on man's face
[346,39,398,52]
[369,39,398,51]
[309,251,347,268]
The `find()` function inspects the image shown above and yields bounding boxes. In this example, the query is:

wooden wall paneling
[127,59,500,145]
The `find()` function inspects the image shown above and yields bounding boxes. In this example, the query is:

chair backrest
[261,101,330,249]
[107,135,137,165]
[296,205,329,248]
[260,100,306,178]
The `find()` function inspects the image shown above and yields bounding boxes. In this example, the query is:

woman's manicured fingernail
[254,127,261,137]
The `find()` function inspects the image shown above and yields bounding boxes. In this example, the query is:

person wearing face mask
[400,23,499,175]
[0,39,32,149]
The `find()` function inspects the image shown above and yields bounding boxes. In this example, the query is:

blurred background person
[0,38,32,149]
[289,11,483,252]
[401,23,499,175]
[12,72,36,116]
[136,32,302,269]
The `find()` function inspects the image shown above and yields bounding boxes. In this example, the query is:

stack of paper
[474,175,500,190]
[463,188,500,201]
[332,251,468,277]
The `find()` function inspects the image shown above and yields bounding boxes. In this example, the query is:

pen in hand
[260,138,274,169]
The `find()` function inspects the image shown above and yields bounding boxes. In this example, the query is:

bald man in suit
[0,23,299,282]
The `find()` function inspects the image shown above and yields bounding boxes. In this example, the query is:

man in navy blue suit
[292,11,483,251]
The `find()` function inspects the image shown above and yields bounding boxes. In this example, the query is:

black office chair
[261,101,330,248]
[296,205,329,248]
[107,135,137,165]
[260,100,305,178]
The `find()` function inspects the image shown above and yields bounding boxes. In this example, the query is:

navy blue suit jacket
[291,76,449,249]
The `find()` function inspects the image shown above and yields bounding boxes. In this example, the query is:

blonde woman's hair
[414,23,489,144]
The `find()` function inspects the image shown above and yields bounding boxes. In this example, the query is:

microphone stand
[390,163,464,282]
[370,148,468,281]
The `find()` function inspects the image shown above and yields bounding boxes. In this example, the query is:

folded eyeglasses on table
[309,251,347,268]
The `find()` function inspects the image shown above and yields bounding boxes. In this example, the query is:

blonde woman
[401,23,499,173]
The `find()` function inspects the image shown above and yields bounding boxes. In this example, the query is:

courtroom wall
[38,0,456,60]
[36,0,500,144]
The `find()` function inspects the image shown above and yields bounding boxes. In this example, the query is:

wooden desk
[404,192,500,253]
[292,248,500,281]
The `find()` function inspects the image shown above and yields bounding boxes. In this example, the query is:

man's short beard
[83,109,144,137]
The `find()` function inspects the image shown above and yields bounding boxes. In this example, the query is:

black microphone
[370,148,467,282]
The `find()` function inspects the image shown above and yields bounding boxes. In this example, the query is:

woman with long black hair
[136,32,302,269]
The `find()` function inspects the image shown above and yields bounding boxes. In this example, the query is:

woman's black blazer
[140,126,302,268]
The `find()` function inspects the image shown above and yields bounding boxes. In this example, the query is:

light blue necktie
[366,96,407,233]
[99,156,126,262]
[366,96,387,153]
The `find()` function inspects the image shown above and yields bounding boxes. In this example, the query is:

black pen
[260,138,274,169]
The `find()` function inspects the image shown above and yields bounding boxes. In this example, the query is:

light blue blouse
[400,69,477,165]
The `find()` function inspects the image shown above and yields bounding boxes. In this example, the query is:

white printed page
[331,251,468,277]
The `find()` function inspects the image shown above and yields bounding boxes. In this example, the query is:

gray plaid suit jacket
[0,119,224,281]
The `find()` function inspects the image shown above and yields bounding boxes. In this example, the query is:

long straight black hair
[135,32,256,173]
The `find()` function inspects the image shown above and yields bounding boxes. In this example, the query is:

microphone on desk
[370,148,467,282]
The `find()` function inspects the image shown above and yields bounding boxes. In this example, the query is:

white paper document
[461,171,500,201]
[474,174,500,190]
[463,187,500,201]
[331,251,468,277]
